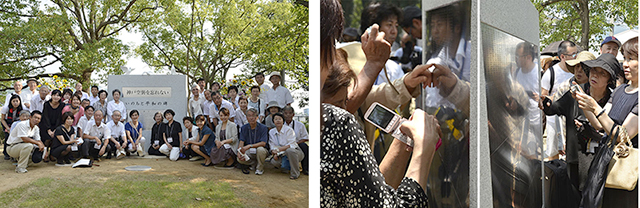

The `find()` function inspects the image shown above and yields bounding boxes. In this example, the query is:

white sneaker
[116,150,126,160]
[189,156,203,161]
[55,163,71,167]
[255,169,264,175]
[15,167,27,173]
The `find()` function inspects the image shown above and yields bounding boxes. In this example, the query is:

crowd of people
[538,37,638,206]
[1,72,308,180]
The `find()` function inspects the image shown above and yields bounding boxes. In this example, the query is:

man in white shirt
[196,78,206,98]
[188,84,204,117]
[540,40,577,159]
[88,86,100,105]
[77,106,94,139]
[75,83,89,101]
[106,110,127,159]
[82,110,111,160]
[22,79,39,110]
[6,111,44,173]
[30,85,50,113]
[282,106,308,175]
[106,89,126,122]
[254,72,271,101]
[264,72,294,107]
[209,91,236,126]
[201,90,213,120]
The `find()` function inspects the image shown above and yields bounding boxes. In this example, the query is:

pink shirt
[61,105,85,127]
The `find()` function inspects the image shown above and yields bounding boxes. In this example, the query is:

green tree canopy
[135,0,308,105]
[0,0,162,91]
[533,0,638,52]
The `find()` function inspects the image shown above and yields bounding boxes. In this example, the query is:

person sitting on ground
[125,110,145,156]
[235,96,249,127]
[264,101,282,129]
[92,90,108,123]
[106,110,127,159]
[148,112,165,156]
[106,89,126,123]
[2,95,24,160]
[184,115,215,166]
[182,116,200,160]
[211,108,238,168]
[160,109,182,161]
[269,113,304,179]
[6,110,44,173]
[283,106,309,175]
[61,94,85,126]
[52,112,81,166]
[81,110,111,160]
[227,85,240,109]
[237,108,269,175]
[248,86,267,123]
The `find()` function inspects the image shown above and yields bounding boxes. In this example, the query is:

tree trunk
[578,0,590,50]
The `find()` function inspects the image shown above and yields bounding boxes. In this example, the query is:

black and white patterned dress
[321,103,428,207]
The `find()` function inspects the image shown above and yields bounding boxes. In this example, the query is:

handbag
[605,126,638,191]
[580,125,618,208]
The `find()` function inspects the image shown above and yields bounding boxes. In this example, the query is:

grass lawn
[0,173,242,208]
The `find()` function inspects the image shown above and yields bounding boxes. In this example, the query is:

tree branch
[540,0,573,8]
[0,53,55,65]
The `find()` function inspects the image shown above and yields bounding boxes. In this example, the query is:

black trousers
[106,137,125,155]
[148,144,163,156]
[299,142,309,172]
[81,140,109,159]
[51,144,70,161]
[4,132,9,158]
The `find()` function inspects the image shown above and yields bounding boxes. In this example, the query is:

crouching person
[106,110,127,159]
[52,112,81,166]
[7,110,44,173]
[237,109,269,175]
[269,113,304,179]
[159,109,182,161]
[82,110,111,160]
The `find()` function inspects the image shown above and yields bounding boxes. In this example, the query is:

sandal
[290,175,299,180]
[201,163,211,167]
[242,168,250,174]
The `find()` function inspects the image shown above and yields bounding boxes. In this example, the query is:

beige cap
[565,51,596,73]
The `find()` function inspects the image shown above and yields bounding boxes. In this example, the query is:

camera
[364,102,413,147]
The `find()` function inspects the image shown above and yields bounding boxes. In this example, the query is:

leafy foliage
[135,0,308,108]
[0,0,162,91]
[532,0,638,52]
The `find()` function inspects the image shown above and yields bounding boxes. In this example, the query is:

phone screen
[368,105,395,128]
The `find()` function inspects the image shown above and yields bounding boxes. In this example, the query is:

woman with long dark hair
[1,94,24,160]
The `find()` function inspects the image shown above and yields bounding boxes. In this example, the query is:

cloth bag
[605,126,638,191]
[580,126,618,208]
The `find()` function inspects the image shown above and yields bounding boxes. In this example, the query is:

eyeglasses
[563,52,577,59]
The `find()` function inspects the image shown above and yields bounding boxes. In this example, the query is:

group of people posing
[2,71,309,180]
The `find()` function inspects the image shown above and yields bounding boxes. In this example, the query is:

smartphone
[364,102,413,147]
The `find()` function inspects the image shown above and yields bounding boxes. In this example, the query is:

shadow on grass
[0,174,242,208]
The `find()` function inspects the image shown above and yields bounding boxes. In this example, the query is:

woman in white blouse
[107,89,126,122]
[269,113,304,179]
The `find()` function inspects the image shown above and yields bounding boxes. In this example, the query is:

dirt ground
[0,153,308,208]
